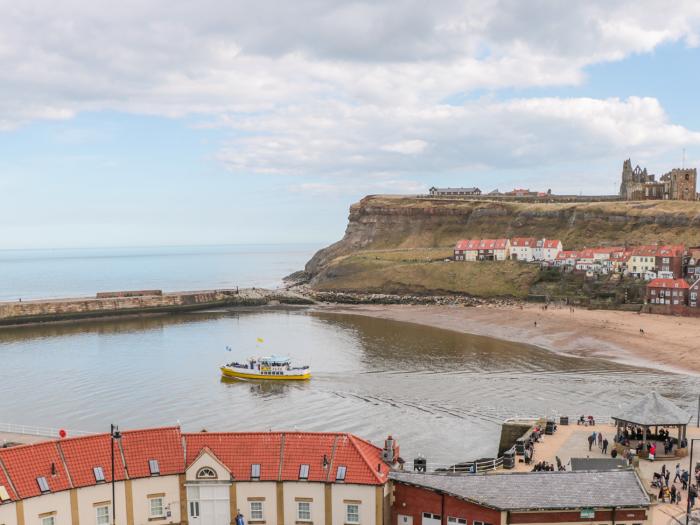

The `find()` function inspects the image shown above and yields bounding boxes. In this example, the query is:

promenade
[514,420,700,525]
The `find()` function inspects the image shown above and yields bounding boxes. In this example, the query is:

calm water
[0,244,320,301]
[1,308,699,467]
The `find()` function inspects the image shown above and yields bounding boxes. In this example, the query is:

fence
[0,422,95,438]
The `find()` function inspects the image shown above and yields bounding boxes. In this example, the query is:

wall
[75,483,128,525]
[0,289,311,326]
[330,485,376,525]
[234,482,277,524]
[21,492,72,525]
[391,481,502,525]
[509,508,648,524]
[130,476,181,525]
[282,483,325,525]
[0,502,18,525]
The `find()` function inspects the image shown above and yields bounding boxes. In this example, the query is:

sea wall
[0,289,313,326]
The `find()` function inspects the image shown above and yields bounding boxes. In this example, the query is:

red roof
[478,239,509,250]
[648,279,689,289]
[58,433,127,487]
[0,453,18,502]
[0,441,71,499]
[119,427,184,479]
[542,239,561,249]
[631,245,684,257]
[556,250,577,260]
[183,431,386,485]
[510,238,536,247]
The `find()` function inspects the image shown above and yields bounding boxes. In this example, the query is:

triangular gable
[186,446,232,481]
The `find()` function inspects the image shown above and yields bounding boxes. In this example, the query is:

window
[96,505,110,525]
[335,465,346,481]
[196,467,217,479]
[251,464,261,479]
[250,501,264,521]
[148,459,160,476]
[299,464,309,480]
[149,497,164,518]
[42,517,55,525]
[37,476,50,493]
[0,485,10,502]
[474,521,492,525]
[448,518,467,525]
[297,501,311,521]
[93,467,106,483]
[189,501,200,518]
[346,504,360,524]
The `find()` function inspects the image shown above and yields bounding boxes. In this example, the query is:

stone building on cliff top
[619,158,697,201]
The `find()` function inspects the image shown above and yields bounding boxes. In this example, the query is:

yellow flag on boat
[256,337,264,343]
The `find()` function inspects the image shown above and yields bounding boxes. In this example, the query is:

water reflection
[0,308,698,467]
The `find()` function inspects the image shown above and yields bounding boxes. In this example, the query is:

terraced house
[0,427,395,525]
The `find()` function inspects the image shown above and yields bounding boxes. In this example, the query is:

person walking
[675,464,682,483]
[598,432,603,449]
[682,470,689,490]
[588,433,595,451]
[689,485,697,509]
[665,469,671,487]
[602,438,609,454]
[649,443,656,461]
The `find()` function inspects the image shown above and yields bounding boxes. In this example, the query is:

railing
[0,422,96,438]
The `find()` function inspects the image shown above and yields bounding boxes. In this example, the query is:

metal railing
[0,422,96,438]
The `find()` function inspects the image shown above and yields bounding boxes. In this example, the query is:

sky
[2,1,700,249]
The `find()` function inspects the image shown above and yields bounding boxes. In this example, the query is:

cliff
[304,195,700,297]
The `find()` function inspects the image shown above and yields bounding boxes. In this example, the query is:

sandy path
[312,303,700,375]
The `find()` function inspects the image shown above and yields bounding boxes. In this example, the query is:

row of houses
[453,238,700,281]
[454,238,563,262]
[0,427,652,525]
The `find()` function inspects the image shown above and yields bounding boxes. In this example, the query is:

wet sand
[314,303,700,375]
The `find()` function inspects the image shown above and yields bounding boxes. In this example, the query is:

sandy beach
[313,303,700,375]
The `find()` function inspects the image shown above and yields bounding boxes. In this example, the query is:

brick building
[646,278,689,306]
[390,470,650,525]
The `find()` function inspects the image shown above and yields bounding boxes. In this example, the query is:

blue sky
[2,1,700,249]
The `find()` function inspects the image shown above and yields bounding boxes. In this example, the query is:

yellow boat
[220,355,311,381]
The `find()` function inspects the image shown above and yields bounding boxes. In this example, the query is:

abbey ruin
[619,158,697,201]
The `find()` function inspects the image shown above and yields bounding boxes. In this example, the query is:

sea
[1,244,700,467]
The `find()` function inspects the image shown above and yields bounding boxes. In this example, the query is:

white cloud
[2,0,700,189]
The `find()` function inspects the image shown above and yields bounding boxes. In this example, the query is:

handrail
[0,422,96,438]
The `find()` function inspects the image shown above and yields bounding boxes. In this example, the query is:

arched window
[196,467,217,479]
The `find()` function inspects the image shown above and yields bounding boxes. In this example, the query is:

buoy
[58,429,67,438]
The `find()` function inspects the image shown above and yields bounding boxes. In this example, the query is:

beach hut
[612,392,691,458]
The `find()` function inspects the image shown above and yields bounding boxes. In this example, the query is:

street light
[111,424,121,525]
[687,438,700,525]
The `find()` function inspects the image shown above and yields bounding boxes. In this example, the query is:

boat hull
[220,366,311,381]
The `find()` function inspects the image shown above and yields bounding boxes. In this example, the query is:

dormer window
[299,464,309,480]
[251,464,261,480]
[196,467,217,479]
[0,485,10,502]
[37,476,50,493]
[335,465,346,481]
[148,459,160,476]
[93,466,106,483]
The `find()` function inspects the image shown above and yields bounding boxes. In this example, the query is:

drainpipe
[441,492,446,525]
[611,506,616,525]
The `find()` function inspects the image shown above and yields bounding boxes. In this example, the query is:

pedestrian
[683,470,689,490]
[671,485,677,504]
[675,464,682,483]
[598,433,603,449]
[659,485,665,502]
[689,485,697,509]
[587,433,595,451]
[649,443,656,461]
[534,321,537,327]
[665,469,670,487]
[602,438,608,454]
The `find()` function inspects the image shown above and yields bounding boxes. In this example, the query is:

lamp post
[111,424,121,525]
[686,438,700,525]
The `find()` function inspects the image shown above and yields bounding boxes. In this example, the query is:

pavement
[0,431,52,446]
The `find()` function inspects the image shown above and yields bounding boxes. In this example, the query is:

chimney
[382,435,399,465]
[51,462,57,476]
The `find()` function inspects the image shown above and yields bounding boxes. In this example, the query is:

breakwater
[0,288,313,326]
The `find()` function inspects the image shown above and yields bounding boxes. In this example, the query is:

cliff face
[306,195,700,279]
